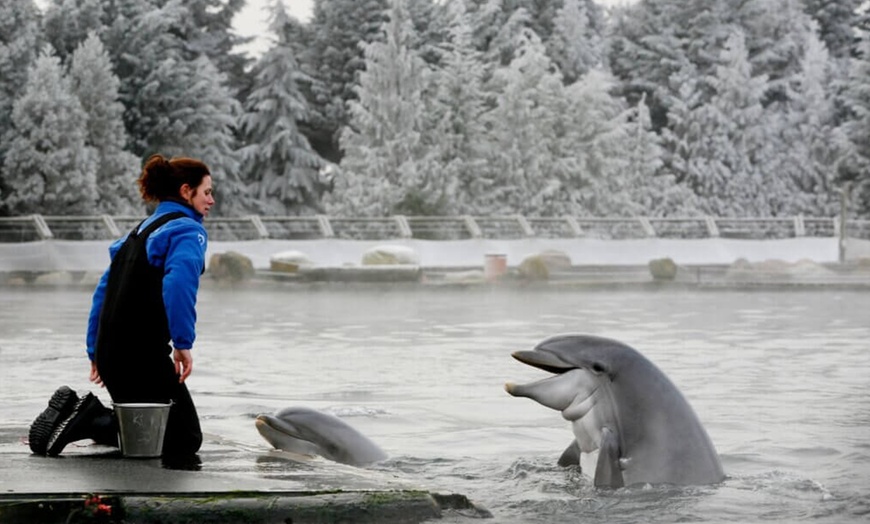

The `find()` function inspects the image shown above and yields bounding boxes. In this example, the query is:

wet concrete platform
[0,427,491,523]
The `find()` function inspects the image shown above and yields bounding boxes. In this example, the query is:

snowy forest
[1,0,869,219]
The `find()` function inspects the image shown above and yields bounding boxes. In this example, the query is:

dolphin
[505,334,725,488]
[255,407,387,467]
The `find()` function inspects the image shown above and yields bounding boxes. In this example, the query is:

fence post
[564,216,582,236]
[101,215,120,237]
[462,216,482,238]
[248,215,270,239]
[515,215,534,237]
[793,216,805,237]
[704,217,720,238]
[31,214,53,240]
[839,182,851,263]
[394,215,412,238]
[316,215,335,238]
[638,217,656,237]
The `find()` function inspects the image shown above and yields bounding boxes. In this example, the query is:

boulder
[209,251,254,282]
[725,258,834,281]
[518,255,550,281]
[536,249,572,271]
[361,245,420,266]
[648,257,678,281]
[270,250,314,273]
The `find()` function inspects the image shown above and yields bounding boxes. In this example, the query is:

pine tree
[41,0,105,63]
[774,26,843,216]
[839,23,870,215]
[332,0,431,216]
[239,0,329,215]
[424,0,489,215]
[166,0,253,97]
[551,69,639,217]
[1,46,98,216]
[108,0,247,216]
[664,31,772,216]
[608,0,817,130]
[625,95,699,216]
[802,0,861,60]
[0,0,41,163]
[480,29,565,215]
[68,32,141,215]
[548,0,599,85]
[304,0,390,162]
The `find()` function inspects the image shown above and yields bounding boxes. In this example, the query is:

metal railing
[0,214,855,243]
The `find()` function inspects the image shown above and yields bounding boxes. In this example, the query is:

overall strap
[130,211,188,239]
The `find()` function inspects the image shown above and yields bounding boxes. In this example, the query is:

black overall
[95,212,203,455]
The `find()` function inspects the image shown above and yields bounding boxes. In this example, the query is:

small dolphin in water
[505,334,725,488]
[255,406,387,467]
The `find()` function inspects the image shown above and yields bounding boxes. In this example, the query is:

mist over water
[2,285,869,522]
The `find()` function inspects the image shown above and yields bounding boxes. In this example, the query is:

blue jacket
[86,201,208,361]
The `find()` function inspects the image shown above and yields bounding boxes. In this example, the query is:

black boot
[46,393,114,456]
[28,386,79,455]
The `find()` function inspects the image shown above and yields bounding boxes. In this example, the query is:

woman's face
[182,175,215,216]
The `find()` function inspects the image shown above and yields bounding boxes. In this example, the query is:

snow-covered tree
[773,26,843,216]
[1,47,98,216]
[549,69,641,217]
[480,29,566,215]
[547,0,600,84]
[108,1,246,216]
[0,0,41,159]
[41,0,105,63]
[609,0,818,130]
[304,0,389,161]
[239,0,329,215]
[421,0,488,215]
[663,31,773,216]
[168,0,253,97]
[332,0,432,216]
[802,0,862,60]
[68,32,141,215]
[624,95,699,216]
[839,22,870,215]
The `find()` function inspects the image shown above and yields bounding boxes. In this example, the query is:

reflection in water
[1,286,869,523]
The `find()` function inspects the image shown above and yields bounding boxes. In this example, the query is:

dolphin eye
[591,362,607,374]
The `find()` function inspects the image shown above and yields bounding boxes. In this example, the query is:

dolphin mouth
[256,414,301,439]
[511,349,575,374]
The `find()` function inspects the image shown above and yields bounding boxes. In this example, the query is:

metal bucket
[114,403,171,458]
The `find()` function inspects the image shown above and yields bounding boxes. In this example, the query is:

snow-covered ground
[0,237,857,273]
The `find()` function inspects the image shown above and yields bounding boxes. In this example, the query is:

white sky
[234,0,313,56]
[233,0,635,57]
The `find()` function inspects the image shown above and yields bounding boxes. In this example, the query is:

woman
[28,154,214,457]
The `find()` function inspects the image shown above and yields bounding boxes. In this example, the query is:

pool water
[2,285,868,522]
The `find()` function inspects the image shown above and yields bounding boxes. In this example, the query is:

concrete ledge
[0,490,492,523]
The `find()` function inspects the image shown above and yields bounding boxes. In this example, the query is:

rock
[518,255,550,281]
[209,251,254,282]
[725,258,834,281]
[648,258,678,281]
[536,249,572,271]
[361,245,420,266]
[270,250,314,273]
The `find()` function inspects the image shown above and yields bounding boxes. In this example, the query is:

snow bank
[0,237,848,272]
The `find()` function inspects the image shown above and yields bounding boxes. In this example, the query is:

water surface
[1,285,868,522]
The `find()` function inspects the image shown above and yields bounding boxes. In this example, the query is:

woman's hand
[174,349,193,383]
[89,361,104,387]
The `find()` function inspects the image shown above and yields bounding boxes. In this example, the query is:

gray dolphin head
[255,406,387,467]
[505,334,725,487]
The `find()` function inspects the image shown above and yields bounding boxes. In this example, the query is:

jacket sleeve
[158,222,207,350]
[85,268,110,361]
